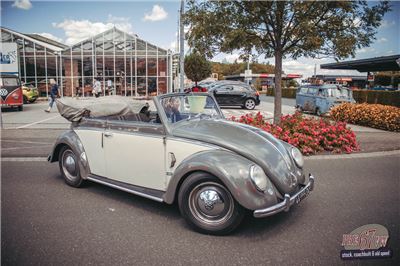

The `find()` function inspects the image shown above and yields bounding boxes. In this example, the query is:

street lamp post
[179,0,185,92]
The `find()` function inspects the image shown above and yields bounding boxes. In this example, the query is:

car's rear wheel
[17,105,23,111]
[178,172,244,235]
[244,98,256,110]
[59,146,84,187]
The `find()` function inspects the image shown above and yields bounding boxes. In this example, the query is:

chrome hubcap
[198,190,224,216]
[65,156,76,173]
[245,99,255,109]
[189,182,234,226]
[62,150,78,181]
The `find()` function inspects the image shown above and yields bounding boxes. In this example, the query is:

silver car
[49,93,315,235]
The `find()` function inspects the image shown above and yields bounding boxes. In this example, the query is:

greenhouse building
[0,26,173,97]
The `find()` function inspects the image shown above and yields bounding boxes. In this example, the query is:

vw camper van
[296,85,355,116]
[0,74,23,111]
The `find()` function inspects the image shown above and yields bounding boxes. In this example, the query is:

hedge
[352,90,400,107]
[264,88,400,107]
[265,88,297,98]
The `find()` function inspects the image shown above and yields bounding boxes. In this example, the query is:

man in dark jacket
[45,79,58,113]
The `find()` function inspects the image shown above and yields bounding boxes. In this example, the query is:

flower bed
[330,103,400,132]
[230,112,359,155]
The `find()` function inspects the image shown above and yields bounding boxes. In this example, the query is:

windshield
[1,78,19,86]
[159,94,222,124]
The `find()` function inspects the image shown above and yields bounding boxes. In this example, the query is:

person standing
[45,79,58,113]
[107,79,113,95]
[93,78,102,98]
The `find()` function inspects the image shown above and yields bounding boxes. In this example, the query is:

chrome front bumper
[253,174,315,218]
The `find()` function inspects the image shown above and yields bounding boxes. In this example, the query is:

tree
[185,1,390,124]
[210,61,275,79]
[184,52,212,86]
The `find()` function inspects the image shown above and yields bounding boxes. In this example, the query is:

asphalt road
[2,155,399,265]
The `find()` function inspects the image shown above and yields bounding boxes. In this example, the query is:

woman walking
[45,79,58,113]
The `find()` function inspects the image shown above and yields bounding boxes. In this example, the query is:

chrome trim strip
[253,174,315,218]
[166,136,224,150]
[87,175,164,203]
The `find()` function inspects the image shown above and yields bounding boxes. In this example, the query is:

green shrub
[353,90,400,107]
[266,88,296,98]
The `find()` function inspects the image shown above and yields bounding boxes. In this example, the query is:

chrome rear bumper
[253,174,315,218]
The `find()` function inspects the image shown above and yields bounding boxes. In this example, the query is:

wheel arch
[48,130,91,179]
[163,150,278,210]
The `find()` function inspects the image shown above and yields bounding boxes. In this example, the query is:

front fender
[163,150,278,210]
[48,130,91,179]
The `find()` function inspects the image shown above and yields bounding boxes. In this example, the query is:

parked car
[208,82,261,110]
[0,74,23,111]
[296,85,355,116]
[22,84,39,103]
[49,93,315,235]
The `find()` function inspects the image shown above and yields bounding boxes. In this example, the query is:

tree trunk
[273,50,283,125]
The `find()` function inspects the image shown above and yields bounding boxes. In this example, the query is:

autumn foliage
[330,103,400,132]
[231,112,359,155]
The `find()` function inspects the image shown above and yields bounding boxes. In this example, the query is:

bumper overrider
[254,174,315,218]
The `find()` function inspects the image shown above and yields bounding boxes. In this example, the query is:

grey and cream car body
[49,93,315,235]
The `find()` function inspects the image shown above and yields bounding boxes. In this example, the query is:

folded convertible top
[56,96,149,122]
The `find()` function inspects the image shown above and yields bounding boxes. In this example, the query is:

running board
[87,174,164,202]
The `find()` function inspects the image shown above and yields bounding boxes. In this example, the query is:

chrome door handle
[104,132,113,137]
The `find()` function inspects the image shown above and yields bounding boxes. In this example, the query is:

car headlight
[291,147,304,168]
[250,165,268,191]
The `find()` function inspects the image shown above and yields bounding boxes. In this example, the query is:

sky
[1,0,399,78]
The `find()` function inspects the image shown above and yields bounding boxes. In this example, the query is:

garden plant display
[330,103,400,132]
[231,112,359,155]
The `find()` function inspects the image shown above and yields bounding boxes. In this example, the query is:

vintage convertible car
[48,93,315,235]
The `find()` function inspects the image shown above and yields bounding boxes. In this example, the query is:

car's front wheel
[244,98,256,110]
[59,146,84,187]
[178,172,244,235]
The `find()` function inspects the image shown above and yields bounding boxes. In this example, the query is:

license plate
[295,187,310,204]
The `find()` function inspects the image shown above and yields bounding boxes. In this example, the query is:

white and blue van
[295,85,355,116]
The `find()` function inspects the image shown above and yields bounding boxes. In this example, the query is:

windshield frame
[154,92,224,134]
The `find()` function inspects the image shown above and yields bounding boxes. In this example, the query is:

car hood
[171,119,300,195]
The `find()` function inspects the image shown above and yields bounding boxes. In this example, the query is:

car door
[296,86,308,110]
[74,119,107,177]
[304,87,317,111]
[315,89,329,114]
[102,120,167,191]
[230,85,248,105]
[213,85,231,105]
